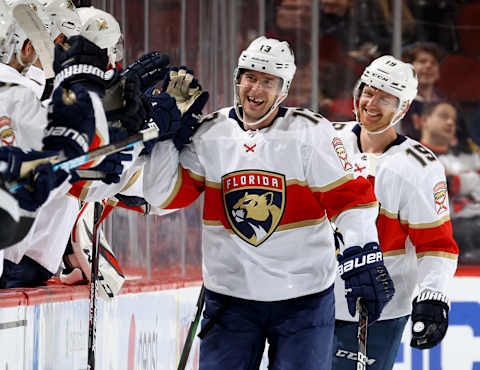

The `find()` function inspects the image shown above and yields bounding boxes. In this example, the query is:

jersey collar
[229,106,288,131]
[352,123,407,153]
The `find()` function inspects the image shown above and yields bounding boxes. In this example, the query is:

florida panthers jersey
[143,107,380,301]
[333,122,458,320]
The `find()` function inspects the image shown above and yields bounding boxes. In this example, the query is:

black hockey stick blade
[177,284,206,370]
[357,299,368,369]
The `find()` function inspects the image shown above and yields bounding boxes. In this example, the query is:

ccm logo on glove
[338,251,383,275]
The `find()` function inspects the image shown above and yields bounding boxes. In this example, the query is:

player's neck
[360,126,398,154]
[243,107,279,130]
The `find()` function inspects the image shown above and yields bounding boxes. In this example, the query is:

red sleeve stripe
[376,211,459,256]
[162,166,205,209]
[314,176,377,220]
[79,131,105,169]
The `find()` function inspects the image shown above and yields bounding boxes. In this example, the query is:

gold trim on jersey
[408,215,451,229]
[120,169,142,193]
[203,220,222,226]
[383,249,406,257]
[416,251,458,260]
[379,208,409,224]
[286,179,308,187]
[159,165,183,208]
[277,217,327,231]
[330,201,379,222]
[187,169,205,183]
[310,174,353,193]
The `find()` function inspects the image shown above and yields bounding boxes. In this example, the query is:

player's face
[358,85,398,132]
[423,103,457,144]
[238,70,283,124]
[412,51,440,87]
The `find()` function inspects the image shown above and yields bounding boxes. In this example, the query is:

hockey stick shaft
[357,299,368,369]
[177,284,206,370]
[9,125,158,192]
[87,202,103,370]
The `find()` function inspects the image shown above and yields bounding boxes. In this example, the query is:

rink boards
[0,276,479,370]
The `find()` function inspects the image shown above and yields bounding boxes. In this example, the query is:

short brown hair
[401,42,445,64]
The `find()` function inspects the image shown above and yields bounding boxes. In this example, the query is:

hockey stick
[8,125,158,192]
[357,299,368,369]
[87,201,103,370]
[177,284,206,370]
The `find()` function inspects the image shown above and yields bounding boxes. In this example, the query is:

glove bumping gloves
[161,66,209,150]
[337,242,395,324]
[410,290,450,349]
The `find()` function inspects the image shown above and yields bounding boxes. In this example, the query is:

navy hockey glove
[53,35,109,94]
[410,290,450,349]
[0,147,56,183]
[121,51,170,92]
[13,163,68,212]
[70,127,133,185]
[140,88,182,156]
[337,242,395,324]
[162,67,209,150]
[43,84,96,159]
[103,71,148,135]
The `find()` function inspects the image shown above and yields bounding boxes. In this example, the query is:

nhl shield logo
[222,170,286,247]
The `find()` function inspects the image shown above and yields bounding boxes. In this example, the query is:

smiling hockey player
[142,36,394,370]
[331,55,458,370]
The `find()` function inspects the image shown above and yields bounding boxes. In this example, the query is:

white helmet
[76,6,122,66]
[233,36,296,127]
[353,55,418,134]
[0,0,16,64]
[42,0,80,39]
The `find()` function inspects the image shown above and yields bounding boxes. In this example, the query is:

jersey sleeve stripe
[310,174,353,192]
[408,215,451,229]
[161,166,205,209]
[315,176,377,220]
[416,251,458,260]
[377,213,409,253]
[409,220,459,255]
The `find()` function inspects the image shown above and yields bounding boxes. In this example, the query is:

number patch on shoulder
[405,144,436,167]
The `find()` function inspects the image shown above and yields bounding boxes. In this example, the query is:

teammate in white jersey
[142,36,394,370]
[331,56,458,370]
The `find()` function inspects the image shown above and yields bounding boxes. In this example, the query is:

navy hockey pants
[332,315,409,370]
[199,285,334,370]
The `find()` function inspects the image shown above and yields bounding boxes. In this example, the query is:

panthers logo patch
[433,181,448,215]
[0,116,14,146]
[332,137,352,171]
[222,170,286,247]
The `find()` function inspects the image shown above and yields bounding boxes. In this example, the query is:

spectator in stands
[420,101,480,264]
[401,42,445,140]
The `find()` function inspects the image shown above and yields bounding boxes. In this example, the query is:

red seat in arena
[437,54,480,101]
[456,2,480,56]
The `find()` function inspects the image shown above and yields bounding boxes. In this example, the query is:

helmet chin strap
[233,82,286,128]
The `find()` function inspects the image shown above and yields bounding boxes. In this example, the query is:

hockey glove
[14,162,68,212]
[103,71,148,135]
[161,67,209,150]
[140,87,182,156]
[121,51,170,92]
[70,127,133,185]
[43,84,96,159]
[53,35,109,94]
[0,146,57,183]
[161,66,209,116]
[410,290,450,349]
[337,242,395,324]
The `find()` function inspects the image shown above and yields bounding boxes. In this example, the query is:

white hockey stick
[8,124,158,191]
[11,0,55,78]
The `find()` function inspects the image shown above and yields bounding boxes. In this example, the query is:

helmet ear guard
[353,55,418,134]
[234,36,296,127]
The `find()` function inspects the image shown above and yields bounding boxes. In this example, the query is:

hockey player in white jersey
[331,55,458,370]
[142,36,394,370]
